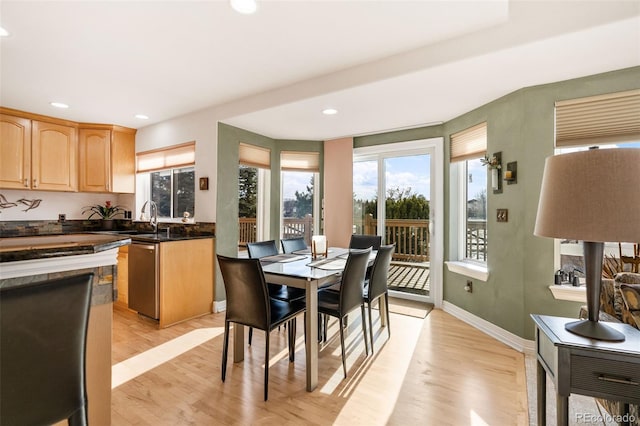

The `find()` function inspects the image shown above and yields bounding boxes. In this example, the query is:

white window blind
[450,122,487,162]
[239,143,271,169]
[137,141,195,173]
[555,89,640,147]
[280,151,320,172]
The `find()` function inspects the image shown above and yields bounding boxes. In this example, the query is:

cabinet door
[159,239,214,328]
[110,129,135,193]
[79,128,111,192]
[0,114,31,189]
[32,121,77,191]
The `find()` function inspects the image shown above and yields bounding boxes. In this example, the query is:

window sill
[445,261,489,281]
[548,284,586,303]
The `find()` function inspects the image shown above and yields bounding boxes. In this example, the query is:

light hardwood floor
[111,302,529,425]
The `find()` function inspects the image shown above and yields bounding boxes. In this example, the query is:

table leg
[537,360,546,426]
[305,279,318,391]
[557,392,568,426]
[380,294,388,327]
[233,324,244,363]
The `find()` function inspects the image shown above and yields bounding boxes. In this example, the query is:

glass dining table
[232,247,384,392]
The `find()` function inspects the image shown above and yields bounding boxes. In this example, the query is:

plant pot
[101,219,114,231]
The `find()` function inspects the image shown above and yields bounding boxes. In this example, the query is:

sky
[353,155,431,201]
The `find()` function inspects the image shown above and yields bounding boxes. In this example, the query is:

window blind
[136,141,195,173]
[239,143,271,169]
[280,151,320,172]
[555,89,640,147]
[450,122,487,162]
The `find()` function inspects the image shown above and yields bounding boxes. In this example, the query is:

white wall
[135,108,218,222]
[0,189,134,221]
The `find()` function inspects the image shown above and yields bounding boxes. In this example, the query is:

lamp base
[565,319,625,342]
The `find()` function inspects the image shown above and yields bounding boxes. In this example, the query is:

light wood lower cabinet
[159,238,215,328]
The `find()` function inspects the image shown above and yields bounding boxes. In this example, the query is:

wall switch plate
[58,213,66,222]
[465,280,473,293]
[497,209,508,222]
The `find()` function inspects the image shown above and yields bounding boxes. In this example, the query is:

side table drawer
[571,355,640,403]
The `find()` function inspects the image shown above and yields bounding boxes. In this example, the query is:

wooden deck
[388,262,430,295]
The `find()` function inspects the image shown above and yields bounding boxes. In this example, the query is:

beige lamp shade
[534,148,640,243]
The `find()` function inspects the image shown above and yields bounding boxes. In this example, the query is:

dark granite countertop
[0,234,131,262]
[93,231,214,243]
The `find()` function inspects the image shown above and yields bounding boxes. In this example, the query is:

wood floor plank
[111,304,528,425]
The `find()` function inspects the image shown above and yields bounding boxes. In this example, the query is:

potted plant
[82,201,125,230]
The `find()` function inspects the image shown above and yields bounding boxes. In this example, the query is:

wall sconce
[505,161,517,184]
[482,151,502,194]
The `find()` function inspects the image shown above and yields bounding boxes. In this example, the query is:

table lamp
[534,147,640,341]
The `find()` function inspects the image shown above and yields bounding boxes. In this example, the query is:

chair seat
[317,289,341,315]
[270,298,306,330]
[268,283,306,302]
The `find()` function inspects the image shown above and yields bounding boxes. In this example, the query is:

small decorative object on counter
[181,212,190,223]
[82,201,125,231]
[82,200,125,219]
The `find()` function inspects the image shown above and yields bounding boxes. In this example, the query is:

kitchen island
[0,233,131,426]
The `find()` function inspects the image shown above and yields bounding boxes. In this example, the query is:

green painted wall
[217,67,640,339]
[215,123,322,300]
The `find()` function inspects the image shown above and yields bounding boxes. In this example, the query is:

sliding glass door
[353,139,443,304]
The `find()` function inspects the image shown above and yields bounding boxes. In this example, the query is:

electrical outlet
[58,213,66,222]
[465,280,473,293]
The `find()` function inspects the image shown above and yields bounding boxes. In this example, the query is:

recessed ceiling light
[50,102,69,109]
[322,108,338,115]
[135,114,149,120]
[230,0,258,15]
[0,27,9,37]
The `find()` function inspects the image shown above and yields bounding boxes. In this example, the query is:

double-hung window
[136,142,196,220]
[280,151,320,245]
[447,122,489,280]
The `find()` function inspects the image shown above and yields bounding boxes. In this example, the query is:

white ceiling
[1,1,639,141]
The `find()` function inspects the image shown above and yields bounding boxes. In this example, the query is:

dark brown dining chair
[1,273,94,426]
[217,255,306,400]
[246,240,306,344]
[363,244,395,353]
[349,234,382,250]
[281,237,307,254]
[317,247,371,378]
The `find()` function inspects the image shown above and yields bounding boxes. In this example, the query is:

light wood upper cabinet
[79,126,135,193]
[79,128,110,192]
[0,113,77,192]
[0,114,31,189]
[31,120,78,191]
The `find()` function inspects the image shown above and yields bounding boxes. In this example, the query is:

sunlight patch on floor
[112,327,224,389]
[331,312,423,425]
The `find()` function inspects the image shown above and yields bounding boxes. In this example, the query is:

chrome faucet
[141,200,158,233]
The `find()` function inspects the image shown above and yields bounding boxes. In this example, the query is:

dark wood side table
[532,314,640,426]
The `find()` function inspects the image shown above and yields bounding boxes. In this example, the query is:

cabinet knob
[24,178,29,187]
[33,178,38,188]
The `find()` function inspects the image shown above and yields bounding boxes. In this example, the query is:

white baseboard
[442,301,535,354]
[213,300,226,313]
